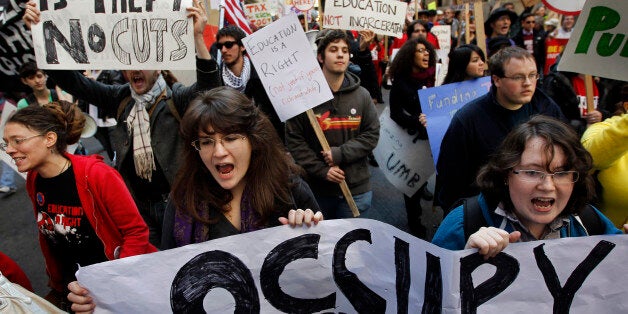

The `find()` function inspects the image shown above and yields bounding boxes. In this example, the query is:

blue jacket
[432,193,622,250]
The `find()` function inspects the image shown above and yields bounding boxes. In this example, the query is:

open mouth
[216,163,234,175]
[132,75,145,85]
[532,197,554,210]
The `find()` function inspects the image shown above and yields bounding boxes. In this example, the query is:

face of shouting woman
[413,43,430,72]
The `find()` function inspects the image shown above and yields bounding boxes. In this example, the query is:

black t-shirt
[35,166,107,285]
[122,151,170,201]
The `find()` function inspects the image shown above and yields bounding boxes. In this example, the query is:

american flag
[223,0,252,34]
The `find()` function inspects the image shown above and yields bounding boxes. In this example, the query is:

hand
[326,166,345,183]
[278,209,324,227]
[358,30,375,51]
[22,1,40,29]
[187,0,208,37]
[464,227,521,260]
[321,150,334,166]
[623,224,628,233]
[67,281,95,314]
[584,110,602,124]
[419,113,427,128]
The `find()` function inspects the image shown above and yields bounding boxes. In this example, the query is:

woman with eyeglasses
[161,86,323,249]
[432,116,625,257]
[387,37,437,239]
[2,101,156,311]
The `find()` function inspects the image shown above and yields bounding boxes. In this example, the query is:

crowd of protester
[0,0,626,312]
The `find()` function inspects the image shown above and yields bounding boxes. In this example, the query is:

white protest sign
[557,0,628,82]
[76,218,628,313]
[372,106,434,197]
[244,2,274,28]
[0,102,26,179]
[322,0,408,38]
[30,0,196,70]
[293,0,315,11]
[242,14,332,121]
[542,0,585,15]
[430,25,451,86]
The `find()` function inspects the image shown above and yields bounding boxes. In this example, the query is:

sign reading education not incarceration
[322,0,408,38]
[558,0,627,81]
[76,219,628,313]
[30,0,196,70]
[242,14,332,121]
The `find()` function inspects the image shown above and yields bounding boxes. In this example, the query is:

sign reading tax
[30,0,196,70]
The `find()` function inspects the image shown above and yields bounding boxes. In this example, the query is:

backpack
[459,195,605,241]
[24,89,59,107]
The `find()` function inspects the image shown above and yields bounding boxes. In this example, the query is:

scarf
[411,66,436,88]
[222,56,251,92]
[127,74,166,181]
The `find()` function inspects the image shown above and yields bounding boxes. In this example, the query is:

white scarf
[127,74,166,181]
[222,56,251,92]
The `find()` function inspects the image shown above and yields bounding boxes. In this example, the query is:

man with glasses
[436,46,565,212]
[214,25,284,143]
[513,13,547,78]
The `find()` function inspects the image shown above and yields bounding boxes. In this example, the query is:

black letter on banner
[170,20,188,61]
[394,237,410,314]
[333,229,386,312]
[39,0,48,11]
[129,0,141,12]
[173,0,182,11]
[146,0,155,12]
[42,20,88,64]
[533,240,615,314]
[460,252,519,314]
[131,19,150,63]
[260,234,335,313]
[150,19,167,62]
[94,0,105,13]
[170,250,259,313]
[54,0,67,10]
[112,18,131,64]
[87,24,105,53]
[422,252,442,314]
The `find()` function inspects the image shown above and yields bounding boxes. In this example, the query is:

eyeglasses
[512,169,579,185]
[191,134,247,152]
[416,48,430,54]
[216,41,238,50]
[501,73,539,83]
[0,134,44,151]
[525,20,536,24]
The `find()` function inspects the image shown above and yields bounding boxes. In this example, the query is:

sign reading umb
[30,0,196,70]
[558,0,627,81]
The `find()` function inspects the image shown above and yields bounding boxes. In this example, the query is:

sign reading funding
[30,0,196,70]
[558,0,627,82]
[244,2,273,28]
[372,106,435,197]
[76,218,628,313]
[242,14,333,122]
[418,76,491,168]
[322,0,408,38]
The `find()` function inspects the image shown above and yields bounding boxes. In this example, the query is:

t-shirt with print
[35,165,107,286]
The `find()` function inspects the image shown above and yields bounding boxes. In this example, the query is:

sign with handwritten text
[322,0,408,38]
[244,2,274,28]
[418,76,491,168]
[242,14,332,121]
[30,0,195,70]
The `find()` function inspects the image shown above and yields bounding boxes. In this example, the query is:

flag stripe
[224,0,252,34]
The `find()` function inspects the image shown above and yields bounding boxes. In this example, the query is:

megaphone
[81,112,97,138]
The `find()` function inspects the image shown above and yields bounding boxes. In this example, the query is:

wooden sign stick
[306,109,360,217]
[474,0,487,57]
[465,2,470,44]
[584,74,596,116]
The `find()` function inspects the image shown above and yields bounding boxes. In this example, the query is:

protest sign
[430,25,451,86]
[372,107,434,197]
[0,0,36,94]
[76,218,628,313]
[293,0,315,11]
[418,76,491,169]
[30,0,196,70]
[244,2,274,28]
[242,14,332,121]
[322,0,408,38]
[557,0,628,82]
[542,0,585,15]
[544,37,569,75]
[0,102,26,179]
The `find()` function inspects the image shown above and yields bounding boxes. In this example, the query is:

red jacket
[26,153,157,291]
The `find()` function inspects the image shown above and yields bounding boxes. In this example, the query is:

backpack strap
[50,88,59,102]
[25,93,38,106]
[462,195,487,242]
[117,96,133,121]
[575,205,604,236]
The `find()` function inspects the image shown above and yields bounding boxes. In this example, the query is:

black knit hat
[484,8,518,36]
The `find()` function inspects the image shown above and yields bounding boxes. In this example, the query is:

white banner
[372,106,434,197]
[557,0,628,81]
[77,219,628,313]
[322,0,408,38]
[242,14,333,121]
[30,0,196,70]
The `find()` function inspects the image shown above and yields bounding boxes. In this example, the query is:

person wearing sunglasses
[432,116,625,257]
[3,101,156,311]
[437,47,565,213]
[22,0,221,248]
[513,13,547,79]
[214,25,285,143]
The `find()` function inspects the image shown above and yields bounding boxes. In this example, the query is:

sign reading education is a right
[558,0,627,81]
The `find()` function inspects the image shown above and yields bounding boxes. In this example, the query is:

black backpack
[459,195,605,241]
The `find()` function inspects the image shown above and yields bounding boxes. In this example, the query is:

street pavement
[0,88,443,297]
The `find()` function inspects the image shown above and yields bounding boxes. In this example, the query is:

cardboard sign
[372,107,435,197]
[557,0,628,81]
[322,0,408,38]
[30,0,196,70]
[244,2,274,28]
[430,25,451,86]
[418,76,491,169]
[242,14,332,121]
[76,218,628,313]
[293,0,315,11]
